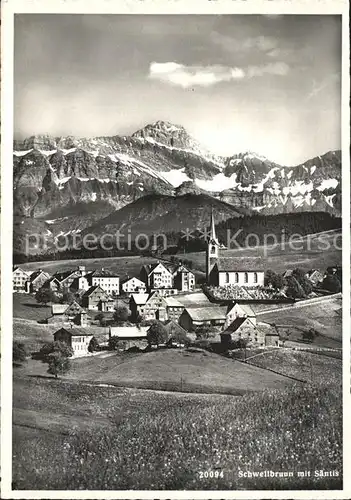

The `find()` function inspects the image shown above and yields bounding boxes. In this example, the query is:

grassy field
[13,376,342,490]
[14,348,297,394]
[13,293,53,322]
[257,295,342,345]
[185,229,342,274]
[17,229,341,278]
[246,349,342,386]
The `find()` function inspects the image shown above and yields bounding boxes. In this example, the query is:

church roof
[216,258,264,272]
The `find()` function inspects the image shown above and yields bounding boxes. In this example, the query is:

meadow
[13,376,342,490]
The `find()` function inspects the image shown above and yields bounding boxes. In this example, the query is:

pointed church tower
[206,209,221,284]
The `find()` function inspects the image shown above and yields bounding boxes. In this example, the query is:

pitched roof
[183,306,227,321]
[109,326,149,338]
[54,269,78,282]
[91,269,119,278]
[121,276,146,286]
[29,270,50,281]
[216,258,264,272]
[148,261,173,275]
[164,320,188,337]
[227,303,256,317]
[130,293,149,305]
[82,285,106,298]
[164,296,184,307]
[54,327,92,337]
[222,317,251,334]
[171,292,211,308]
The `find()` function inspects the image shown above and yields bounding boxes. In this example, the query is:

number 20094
[199,470,224,479]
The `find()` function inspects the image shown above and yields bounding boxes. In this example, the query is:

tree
[195,325,213,339]
[322,273,342,293]
[147,321,169,347]
[35,288,57,306]
[95,312,107,326]
[61,290,75,304]
[285,276,306,299]
[302,328,317,343]
[292,268,313,296]
[88,337,100,352]
[113,306,130,325]
[39,341,73,378]
[13,341,27,364]
[265,270,284,290]
[48,352,71,378]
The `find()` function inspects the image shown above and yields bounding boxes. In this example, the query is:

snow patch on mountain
[318,179,338,191]
[161,168,192,187]
[13,149,33,157]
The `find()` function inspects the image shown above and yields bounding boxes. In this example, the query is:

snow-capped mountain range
[13,120,341,253]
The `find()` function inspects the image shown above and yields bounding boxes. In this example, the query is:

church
[206,211,265,287]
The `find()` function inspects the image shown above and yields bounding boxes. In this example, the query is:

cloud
[149,61,289,88]
[210,32,278,53]
[307,73,341,100]
[149,62,245,88]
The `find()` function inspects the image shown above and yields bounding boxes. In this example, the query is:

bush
[13,341,27,363]
[109,336,127,351]
[322,274,341,293]
[113,306,130,325]
[88,337,100,352]
[35,288,58,306]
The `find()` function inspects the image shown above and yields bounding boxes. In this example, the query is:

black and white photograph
[1,1,350,496]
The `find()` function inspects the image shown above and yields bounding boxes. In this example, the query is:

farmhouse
[164,291,213,322]
[164,320,192,347]
[220,317,265,347]
[47,301,88,326]
[206,211,264,287]
[41,276,61,292]
[13,267,30,292]
[82,285,109,311]
[225,303,257,328]
[179,306,228,331]
[25,269,51,293]
[121,276,147,295]
[53,327,94,357]
[109,325,149,350]
[54,268,82,289]
[129,292,168,321]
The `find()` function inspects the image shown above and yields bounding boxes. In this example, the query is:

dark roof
[164,320,188,337]
[222,317,248,333]
[82,285,106,297]
[54,269,78,282]
[54,327,92,337]
[30,269,50,281]
[216,258,264,272]
[91,269,120,278]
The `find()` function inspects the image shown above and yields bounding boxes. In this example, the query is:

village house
[13,267,30,292]
[129,292,167,321]
[70,275,90,292]
[25,269,51,293]
[41,276,61,292]
[206,211,265,287]
[172,263,196,292]
[140,262,175,291]
[305,269,324,287]
[121,276,147,295]
[85,268,120,295]
[82,285,110,311]
[220,317,265,347]
[54,267,83,290]
[164,291,213,322]
[179,306,228,331]
[53,327,94,357]
[109,325,149,350]
[163,320,193,347]
[47,301,88,326]
[224,303,257,328]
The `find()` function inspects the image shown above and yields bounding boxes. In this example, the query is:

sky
[14,14,341,165]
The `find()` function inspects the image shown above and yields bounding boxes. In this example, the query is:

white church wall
[218,271,264,287]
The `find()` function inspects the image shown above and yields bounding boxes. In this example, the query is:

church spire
[209,208,219,245]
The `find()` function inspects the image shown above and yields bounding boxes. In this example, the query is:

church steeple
[206,208,220,284]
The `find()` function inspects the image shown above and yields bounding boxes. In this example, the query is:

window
[244,272,248,283]
[254,272,258,283]
[211,245,216,254]
[225,272,229,283]
[235,273,239,283]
